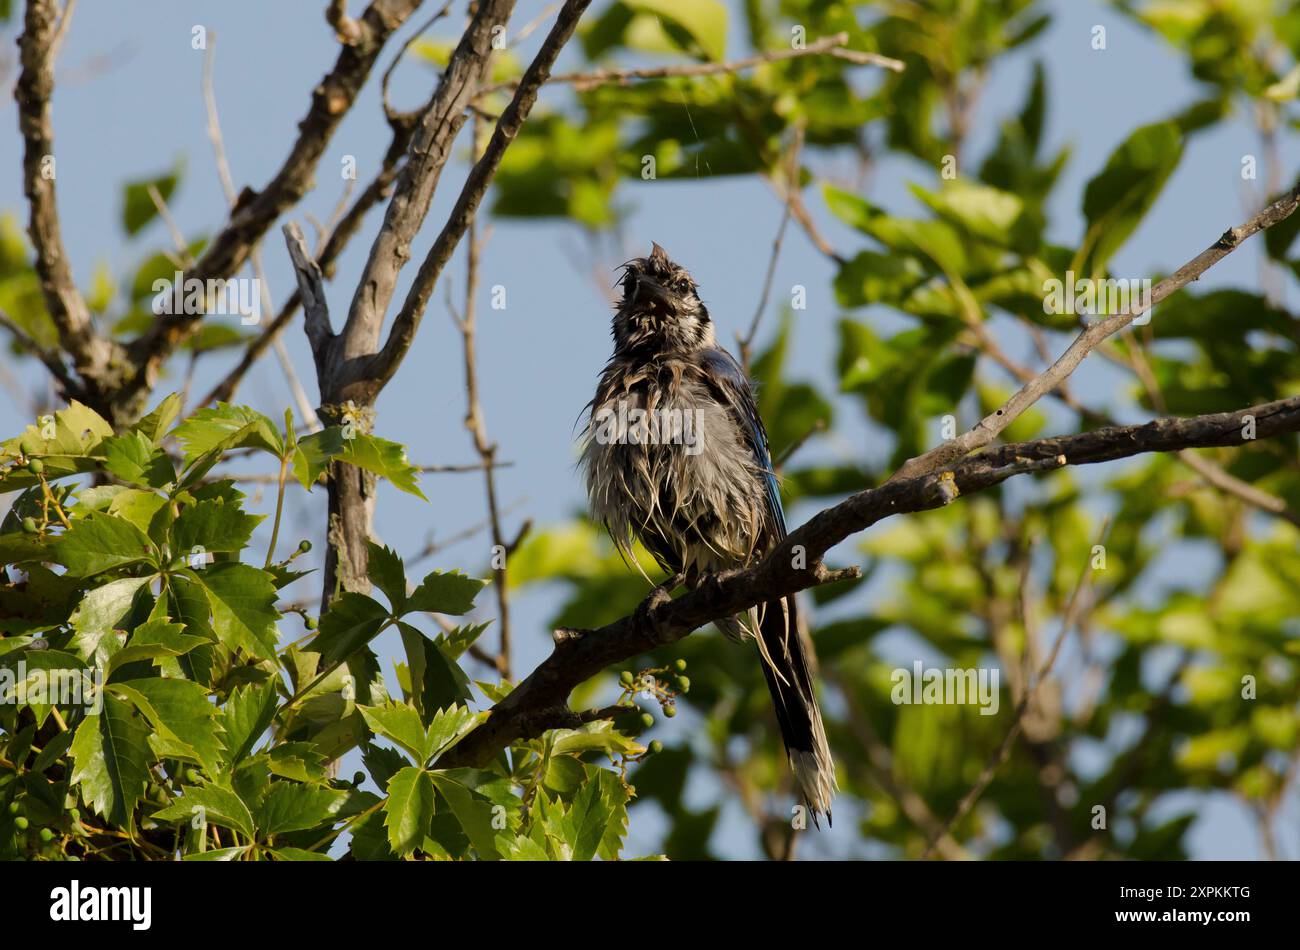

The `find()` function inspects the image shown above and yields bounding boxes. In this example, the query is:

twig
[478,30,903,96]
[738,125,801,374]
[451,122,519,678]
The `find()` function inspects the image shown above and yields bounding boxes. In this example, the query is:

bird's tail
[755,594,836,824]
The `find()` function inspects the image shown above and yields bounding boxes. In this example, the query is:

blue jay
[580,243,836,822]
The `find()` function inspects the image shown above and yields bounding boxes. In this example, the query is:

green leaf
[130,392,184,443]
[171,404,285,466]
[173,500,263,556]
[182,846,251,861]
[121,162,181,236]
[1080,120,1183,272]
[384,766,436,856]
[69,576,151,667]
[435,621,491,661]
[70,692,152,827]
[312,592,391,670]
[406,570,486,616]
[366,541,407,611]
[152,784,256,840]
[359,702,430,763]
[429,773,501,859]
[196,563,280,659]
[112,677,224,774]
[338,433,427,501]
[255,782,347,836]
[396,621,473,715]
[220,679,279,764]
[106,619,204,675]
[54,512,156,576]
[101,431,176,488]
[0,400,112,489]
[624,0,727,61]
[291,428,427,500]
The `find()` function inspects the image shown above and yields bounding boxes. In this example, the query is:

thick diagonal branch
[436,395,1300,769]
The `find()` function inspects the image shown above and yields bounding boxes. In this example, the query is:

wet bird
[580,242,836,822]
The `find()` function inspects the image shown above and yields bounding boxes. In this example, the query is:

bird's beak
[632,273,679,311]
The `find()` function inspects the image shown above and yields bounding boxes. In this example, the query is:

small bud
[27,459,43,475]
[619,670,635,687]
[674,659,687,673]
[21,517,37,535]
[352,771,366,787]
[677,676,690,692]
[648,740,664,754]
[6,802,20,815]
[13,816,29,831]
[298,539,312,554]
[305,615,318,630]
[38,827,55,842]
[663,703,677,718]
[184,768,201,784]
[640,712,655,729]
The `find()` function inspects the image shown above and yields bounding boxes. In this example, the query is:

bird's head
[612,243,713,355]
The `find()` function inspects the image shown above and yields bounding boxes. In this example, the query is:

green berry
[27,459,43,475]
[6,801,19,815]
[663,703,677,718]
[677,676,691,692]
[185,768,201,784]
[21,517,38,534]
[38,827,54,843]
[674,659,687,672]
[13,816,28,831]
[648,740,664,754]
[619,671,634,687]
[297,539,312,554]
[352,771,365,787]
[640,712,655,729]
[304,615,318,630]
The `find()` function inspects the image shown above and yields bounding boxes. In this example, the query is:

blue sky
[0,0,1296,859]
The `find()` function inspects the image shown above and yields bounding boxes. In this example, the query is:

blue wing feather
[700,348,788,540]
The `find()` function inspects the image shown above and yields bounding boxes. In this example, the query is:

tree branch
[477,30,903,96]
[336,0,519,369]
[367,0,594,391]
[15,0,109,394]
[124,0,426,411]
[436,395,1300,769]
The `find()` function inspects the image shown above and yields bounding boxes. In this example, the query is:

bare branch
[478,30,903,96]
[450,124,519,678]
[369,0,594,391]
[126,0,427,407]
[282,222,334,362]
[338,0,520,363]
[15,0,105,382]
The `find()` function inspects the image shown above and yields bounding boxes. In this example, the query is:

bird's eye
[674,277,692,294]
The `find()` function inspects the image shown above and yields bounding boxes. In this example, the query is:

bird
[579,242,836,823]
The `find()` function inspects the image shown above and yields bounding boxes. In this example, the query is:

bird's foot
[633,574,682,638]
